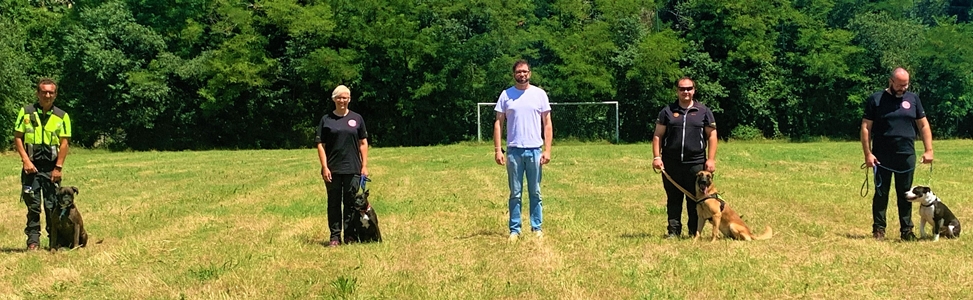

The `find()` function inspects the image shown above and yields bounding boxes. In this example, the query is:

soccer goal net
[476,101,619,143]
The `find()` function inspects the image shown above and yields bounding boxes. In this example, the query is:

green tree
[59,0,168,147]
[915,18,973,137]
[1,0,64,149]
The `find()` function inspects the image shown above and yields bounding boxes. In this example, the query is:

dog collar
[921,200,937,207]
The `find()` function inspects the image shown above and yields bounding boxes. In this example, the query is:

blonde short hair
[332,85,351,99]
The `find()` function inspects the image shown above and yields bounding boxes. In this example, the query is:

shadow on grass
[618,232,658,239]
[306,236,385,247]
[842,233,870,239]
[843,232,930,243]
[304,237,336,248]
[0,247,30,253]
[456,230,505,239]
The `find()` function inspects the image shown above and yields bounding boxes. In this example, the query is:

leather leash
[660,168,697,201]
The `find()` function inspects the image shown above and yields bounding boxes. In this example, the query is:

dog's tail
[752,226,773,240]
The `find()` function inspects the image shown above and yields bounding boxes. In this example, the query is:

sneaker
[666,233,679,240]
[508,233,519,242]
[534,231,544,239]
[26,243,38,251]
[872,229,885,241]
[329,240,340,247]
[901,232,918,241]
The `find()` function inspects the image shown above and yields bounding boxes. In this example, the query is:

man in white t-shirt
[493,59,553,242]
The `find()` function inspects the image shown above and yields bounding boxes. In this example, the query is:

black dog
[350,190,382,243]
[50,186,89,251]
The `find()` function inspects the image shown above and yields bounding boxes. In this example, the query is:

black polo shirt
[863,90,925,155]
[315,111,367,174]
[656,101,716,164]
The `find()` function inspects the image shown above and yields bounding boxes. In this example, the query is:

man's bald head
[891,67,910,81]
[888,67,910,98]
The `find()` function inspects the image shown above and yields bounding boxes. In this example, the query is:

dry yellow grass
[1,140,972,299]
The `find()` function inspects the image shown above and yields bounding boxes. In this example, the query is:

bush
[730,125,764,141]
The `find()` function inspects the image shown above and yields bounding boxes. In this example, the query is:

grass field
[1,140,972,299]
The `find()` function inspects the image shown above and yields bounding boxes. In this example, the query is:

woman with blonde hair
[315,85,369,246]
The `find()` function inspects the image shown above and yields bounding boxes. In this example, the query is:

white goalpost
[476,101,620,143]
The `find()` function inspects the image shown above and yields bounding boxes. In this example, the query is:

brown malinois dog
[693,171,772,241]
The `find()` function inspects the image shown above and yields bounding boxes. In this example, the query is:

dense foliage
[2,0,972,149]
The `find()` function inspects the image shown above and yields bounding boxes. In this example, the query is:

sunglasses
[678,86,694,92]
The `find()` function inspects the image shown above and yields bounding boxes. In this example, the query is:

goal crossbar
[476,101,619,143]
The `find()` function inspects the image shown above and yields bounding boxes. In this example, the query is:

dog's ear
[71,186,79,195]
[919,186,931,194]
[363,189,369,197]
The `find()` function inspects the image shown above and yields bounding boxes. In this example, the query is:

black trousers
[325,174,361,242]
[661,163,705,236]
[872,153,915,234]
[22,168,57,246]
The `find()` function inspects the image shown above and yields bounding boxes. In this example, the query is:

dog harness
[696,194,725,221]
[695,194,724,208]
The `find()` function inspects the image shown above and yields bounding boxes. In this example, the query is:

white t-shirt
[494,85,551,148]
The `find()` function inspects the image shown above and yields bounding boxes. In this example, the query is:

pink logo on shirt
[348,119,357,127]
[901,101,911,109]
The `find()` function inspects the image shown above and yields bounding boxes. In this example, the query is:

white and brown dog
[905,185,961,241]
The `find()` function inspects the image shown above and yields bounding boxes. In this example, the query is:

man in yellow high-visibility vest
[13,78,72,251]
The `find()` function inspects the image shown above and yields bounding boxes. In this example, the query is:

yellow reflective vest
[14,104,72,162]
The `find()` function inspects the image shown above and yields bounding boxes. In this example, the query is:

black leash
[859,163,871,198]
[860,161,933,198]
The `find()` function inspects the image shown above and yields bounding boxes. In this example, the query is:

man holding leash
[14,78,72,251]
[652,77,718,239]
[861,67,934,241]
[494,59,553,242]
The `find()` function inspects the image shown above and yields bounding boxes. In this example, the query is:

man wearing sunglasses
[652,77,718,239]
[14,78,72,251]
[861,67,934,241]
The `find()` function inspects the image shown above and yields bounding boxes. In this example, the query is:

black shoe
[901,232,918,241]
[665,233,679,240]
[872,229,885,241]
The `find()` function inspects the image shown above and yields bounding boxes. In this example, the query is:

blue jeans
[506,147,543,234]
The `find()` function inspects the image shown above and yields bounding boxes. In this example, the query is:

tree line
[2,0,972,150]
